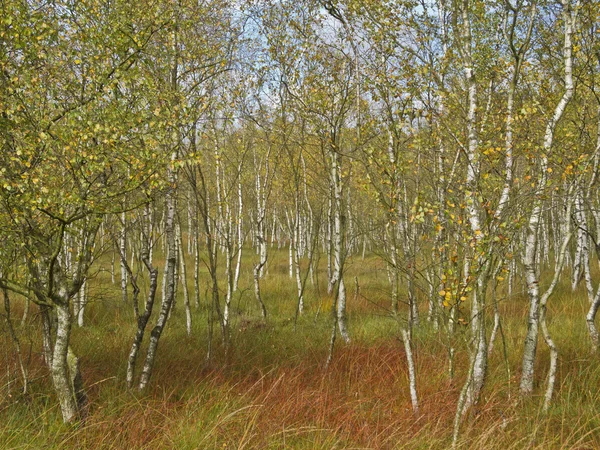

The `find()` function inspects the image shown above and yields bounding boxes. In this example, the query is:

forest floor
[1,249,600,449]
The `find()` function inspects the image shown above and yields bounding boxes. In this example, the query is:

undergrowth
[1,250,599,449]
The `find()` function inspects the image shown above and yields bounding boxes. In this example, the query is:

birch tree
[520,0,579,396]
[0,0,165,422]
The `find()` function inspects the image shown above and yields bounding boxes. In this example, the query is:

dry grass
[1,250,600,449]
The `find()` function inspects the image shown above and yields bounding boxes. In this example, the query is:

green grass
[1,248,600,449]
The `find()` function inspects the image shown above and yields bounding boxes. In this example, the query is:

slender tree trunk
[3,287,28,394]
[138,149,178,390]
[540,206,572,411]
[120,211,128,303]
[327,197,334,295]
[293,204,304,314]
[586,289,600,349]
[40,304,53,370]
[401,327,419,414]
[455,0,488,421]
[77,279,87,328]
[194,219,201,310]
[520,0,576,395]
[254,172,268,319]
[178,223,192,336]
[125,204,157,388]
[20,294,29,328]
[126,268,158,388]
[233,163,243,293]
[330,149,350,343]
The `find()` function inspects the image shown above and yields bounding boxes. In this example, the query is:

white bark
[252,146,271,320]
[125,204,158,389]
[293,202,304,314]
[401,328,419,414]
[77,278,87,328]
[520,0,576,395]
[52,302,86,423]
[120,211,128,303]
[233,162,243,293]
[585,107,600,349]
[138,146,178,390]
[330,148,350,343]
[540,204,572,411]
[327,196,334,295]
[455,0,487,419]
[178,223,192,336]
[496,0,535,219]
[194,214,201,310]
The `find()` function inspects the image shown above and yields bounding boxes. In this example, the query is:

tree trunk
[178,223,192,336]
[120,211,128,303]
[520,0,575,395]
[52,302,86,423]
[138,152,178,391]
[330,149,350,343]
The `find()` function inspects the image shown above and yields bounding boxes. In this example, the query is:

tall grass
[1,249,600,448]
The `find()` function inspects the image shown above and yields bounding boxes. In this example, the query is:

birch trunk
[194,215,201,310]
[520,0,576,395]
[120,211,128,303]
[233,162,243,293]
[330,148,350,343]
[138,145,178,390]
[40,304,53,369]
[178,223,192,336]
[52,301,86,423]
[125,204,158,388]
[253,148,270,320]
[401,327,419,414]
[294,202,304,314]
[539,195,573,411]
[77,278,87,328]
[585,112,600,348]
[455,0,488,418]
[3,287,28,394]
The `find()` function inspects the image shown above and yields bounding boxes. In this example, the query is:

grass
[1,247,600,449]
